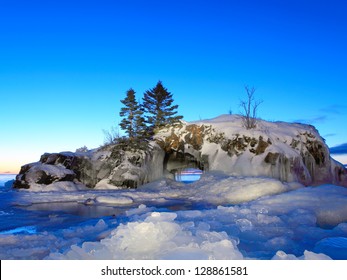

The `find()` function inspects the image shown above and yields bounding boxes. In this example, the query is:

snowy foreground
[1,173,347,260]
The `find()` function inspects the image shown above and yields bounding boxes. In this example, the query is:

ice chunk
[94,179,121,190]
[302,250,332,260]
[201,239,243,260]
[125,204,152,216]
[272,250,331,260]
[272,250,299,260]
[236,219,253,232]
[195,175,302,204]
[95,196,133,205]
[50,210,244,260]
[161,247,209,260]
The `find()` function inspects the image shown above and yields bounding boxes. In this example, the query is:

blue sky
[1,0,347,173]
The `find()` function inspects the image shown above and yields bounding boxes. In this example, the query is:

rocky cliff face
[155,115,347,187]
[13,115,347,191]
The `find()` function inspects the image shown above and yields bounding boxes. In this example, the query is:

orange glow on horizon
[331,155,347,165]
[0,162,23,175]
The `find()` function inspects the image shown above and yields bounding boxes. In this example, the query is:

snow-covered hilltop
[13,115,347,191]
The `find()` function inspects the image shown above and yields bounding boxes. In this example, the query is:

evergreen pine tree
[142,81,183,132]
[119,88,146,140]
[133,105,147,141]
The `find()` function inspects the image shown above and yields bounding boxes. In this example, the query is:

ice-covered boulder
[155,114,347,187]
[13,162,76,189]
[13,143,165,191]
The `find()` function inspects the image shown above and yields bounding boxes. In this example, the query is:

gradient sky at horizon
[1,0,347,173]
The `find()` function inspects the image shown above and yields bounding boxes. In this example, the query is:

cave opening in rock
[175,168,203,183]
[163,151,205,183]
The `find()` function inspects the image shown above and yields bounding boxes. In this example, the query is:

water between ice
[0,175,123,234]
[0,187,212,236]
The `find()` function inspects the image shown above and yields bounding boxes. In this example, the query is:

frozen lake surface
[1,173,347,260]
[0,174,16,187]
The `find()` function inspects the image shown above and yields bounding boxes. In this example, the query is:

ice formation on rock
[13,115,347,191]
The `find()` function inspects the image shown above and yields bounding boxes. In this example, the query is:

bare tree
[240,86,262,129]
[102,126,121,146]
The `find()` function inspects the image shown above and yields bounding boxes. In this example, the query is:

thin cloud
[323,133,337,138]
[294,105,346,125]
[293,115,327,125]
[320,105,347,115]
[330,143,347,155]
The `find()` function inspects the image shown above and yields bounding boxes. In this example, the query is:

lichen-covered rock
[155,115,347,187]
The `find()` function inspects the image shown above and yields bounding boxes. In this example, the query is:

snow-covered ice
[0,174,16,187]
[1,173,347,260]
